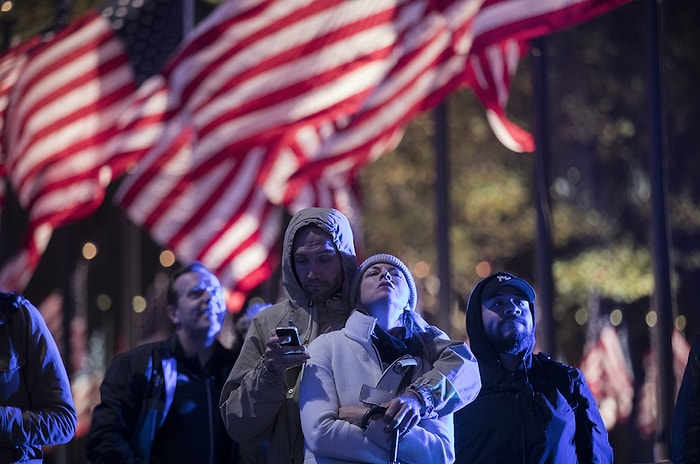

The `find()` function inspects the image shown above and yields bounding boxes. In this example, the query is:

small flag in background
[579,322,634,430]
[635,329,691,438]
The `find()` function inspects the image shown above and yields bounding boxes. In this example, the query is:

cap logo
[496,275,513,283]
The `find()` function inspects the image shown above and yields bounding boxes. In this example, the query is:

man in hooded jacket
[219,208,362,464]
[454,272,613,463]
[220,208,481,463]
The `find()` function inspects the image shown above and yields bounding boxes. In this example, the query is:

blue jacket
[0,292,77,463]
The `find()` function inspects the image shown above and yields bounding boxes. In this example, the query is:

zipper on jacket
[517,357,530,464]
[517,390,526,464]
[206,376,214,464]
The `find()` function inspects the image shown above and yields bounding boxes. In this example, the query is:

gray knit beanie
[351,253,417,312]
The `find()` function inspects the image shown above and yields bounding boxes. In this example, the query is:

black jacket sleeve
[86,349,150,464]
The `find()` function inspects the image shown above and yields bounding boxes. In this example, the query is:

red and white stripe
[471,0,633,51]
[0,11,137,291]
[0,0,634,302]
[464,39,534,152]
[0,37,40,220]
[463,0,634,152]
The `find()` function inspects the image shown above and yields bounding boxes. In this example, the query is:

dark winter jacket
[0,292,77,463]
[454,273,613,464]
[672,335,700,464]
[86,334,236,463]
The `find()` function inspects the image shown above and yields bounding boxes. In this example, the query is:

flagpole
[0,9,11,264]
[646,0,674,460]
[433,101,452,337]
[0,1,13,50]
[183,0,194,35]
[53,0,71,30]
[531,37,555,355]
[53,5,72,463]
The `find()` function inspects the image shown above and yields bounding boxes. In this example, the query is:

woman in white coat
[299,254,480,464]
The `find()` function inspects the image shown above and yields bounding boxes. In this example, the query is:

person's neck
[367,305,402,331]
[499,352,524,372]
[177,332,217,366]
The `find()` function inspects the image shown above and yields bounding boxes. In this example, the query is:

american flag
[636,329,690,438]
[0,0,183,291]
[0,0,633,305]
[111,0,633,311]
[579,322,635,430]
[111,0,485,310]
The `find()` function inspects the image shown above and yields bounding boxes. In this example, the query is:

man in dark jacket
[86,261,237,463]
[0,292,77,463]
[454,271,613,463]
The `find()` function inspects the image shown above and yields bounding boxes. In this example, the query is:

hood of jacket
[281,207,358,310]
[466,272,537,379]
[0,292,21,324]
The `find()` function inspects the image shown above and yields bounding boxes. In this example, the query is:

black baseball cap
[480,272,536,302]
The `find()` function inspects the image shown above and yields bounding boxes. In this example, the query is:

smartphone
[276,326,302,347]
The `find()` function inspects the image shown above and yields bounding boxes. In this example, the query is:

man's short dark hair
[167,261,208,306]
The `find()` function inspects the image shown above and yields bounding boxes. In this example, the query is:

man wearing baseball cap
[454,271,613,463]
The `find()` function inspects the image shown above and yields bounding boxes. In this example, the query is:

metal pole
[531,37,555,355]
[53,0,71,30]
[54,4,72,463]
[182,0,195,35]
[646,0,674,460]
[433,101,452,336]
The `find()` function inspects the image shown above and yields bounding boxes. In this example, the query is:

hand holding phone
[264,326,308,375]
[276,326,302,347]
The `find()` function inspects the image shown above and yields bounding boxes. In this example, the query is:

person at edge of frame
[0,291,77,464]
